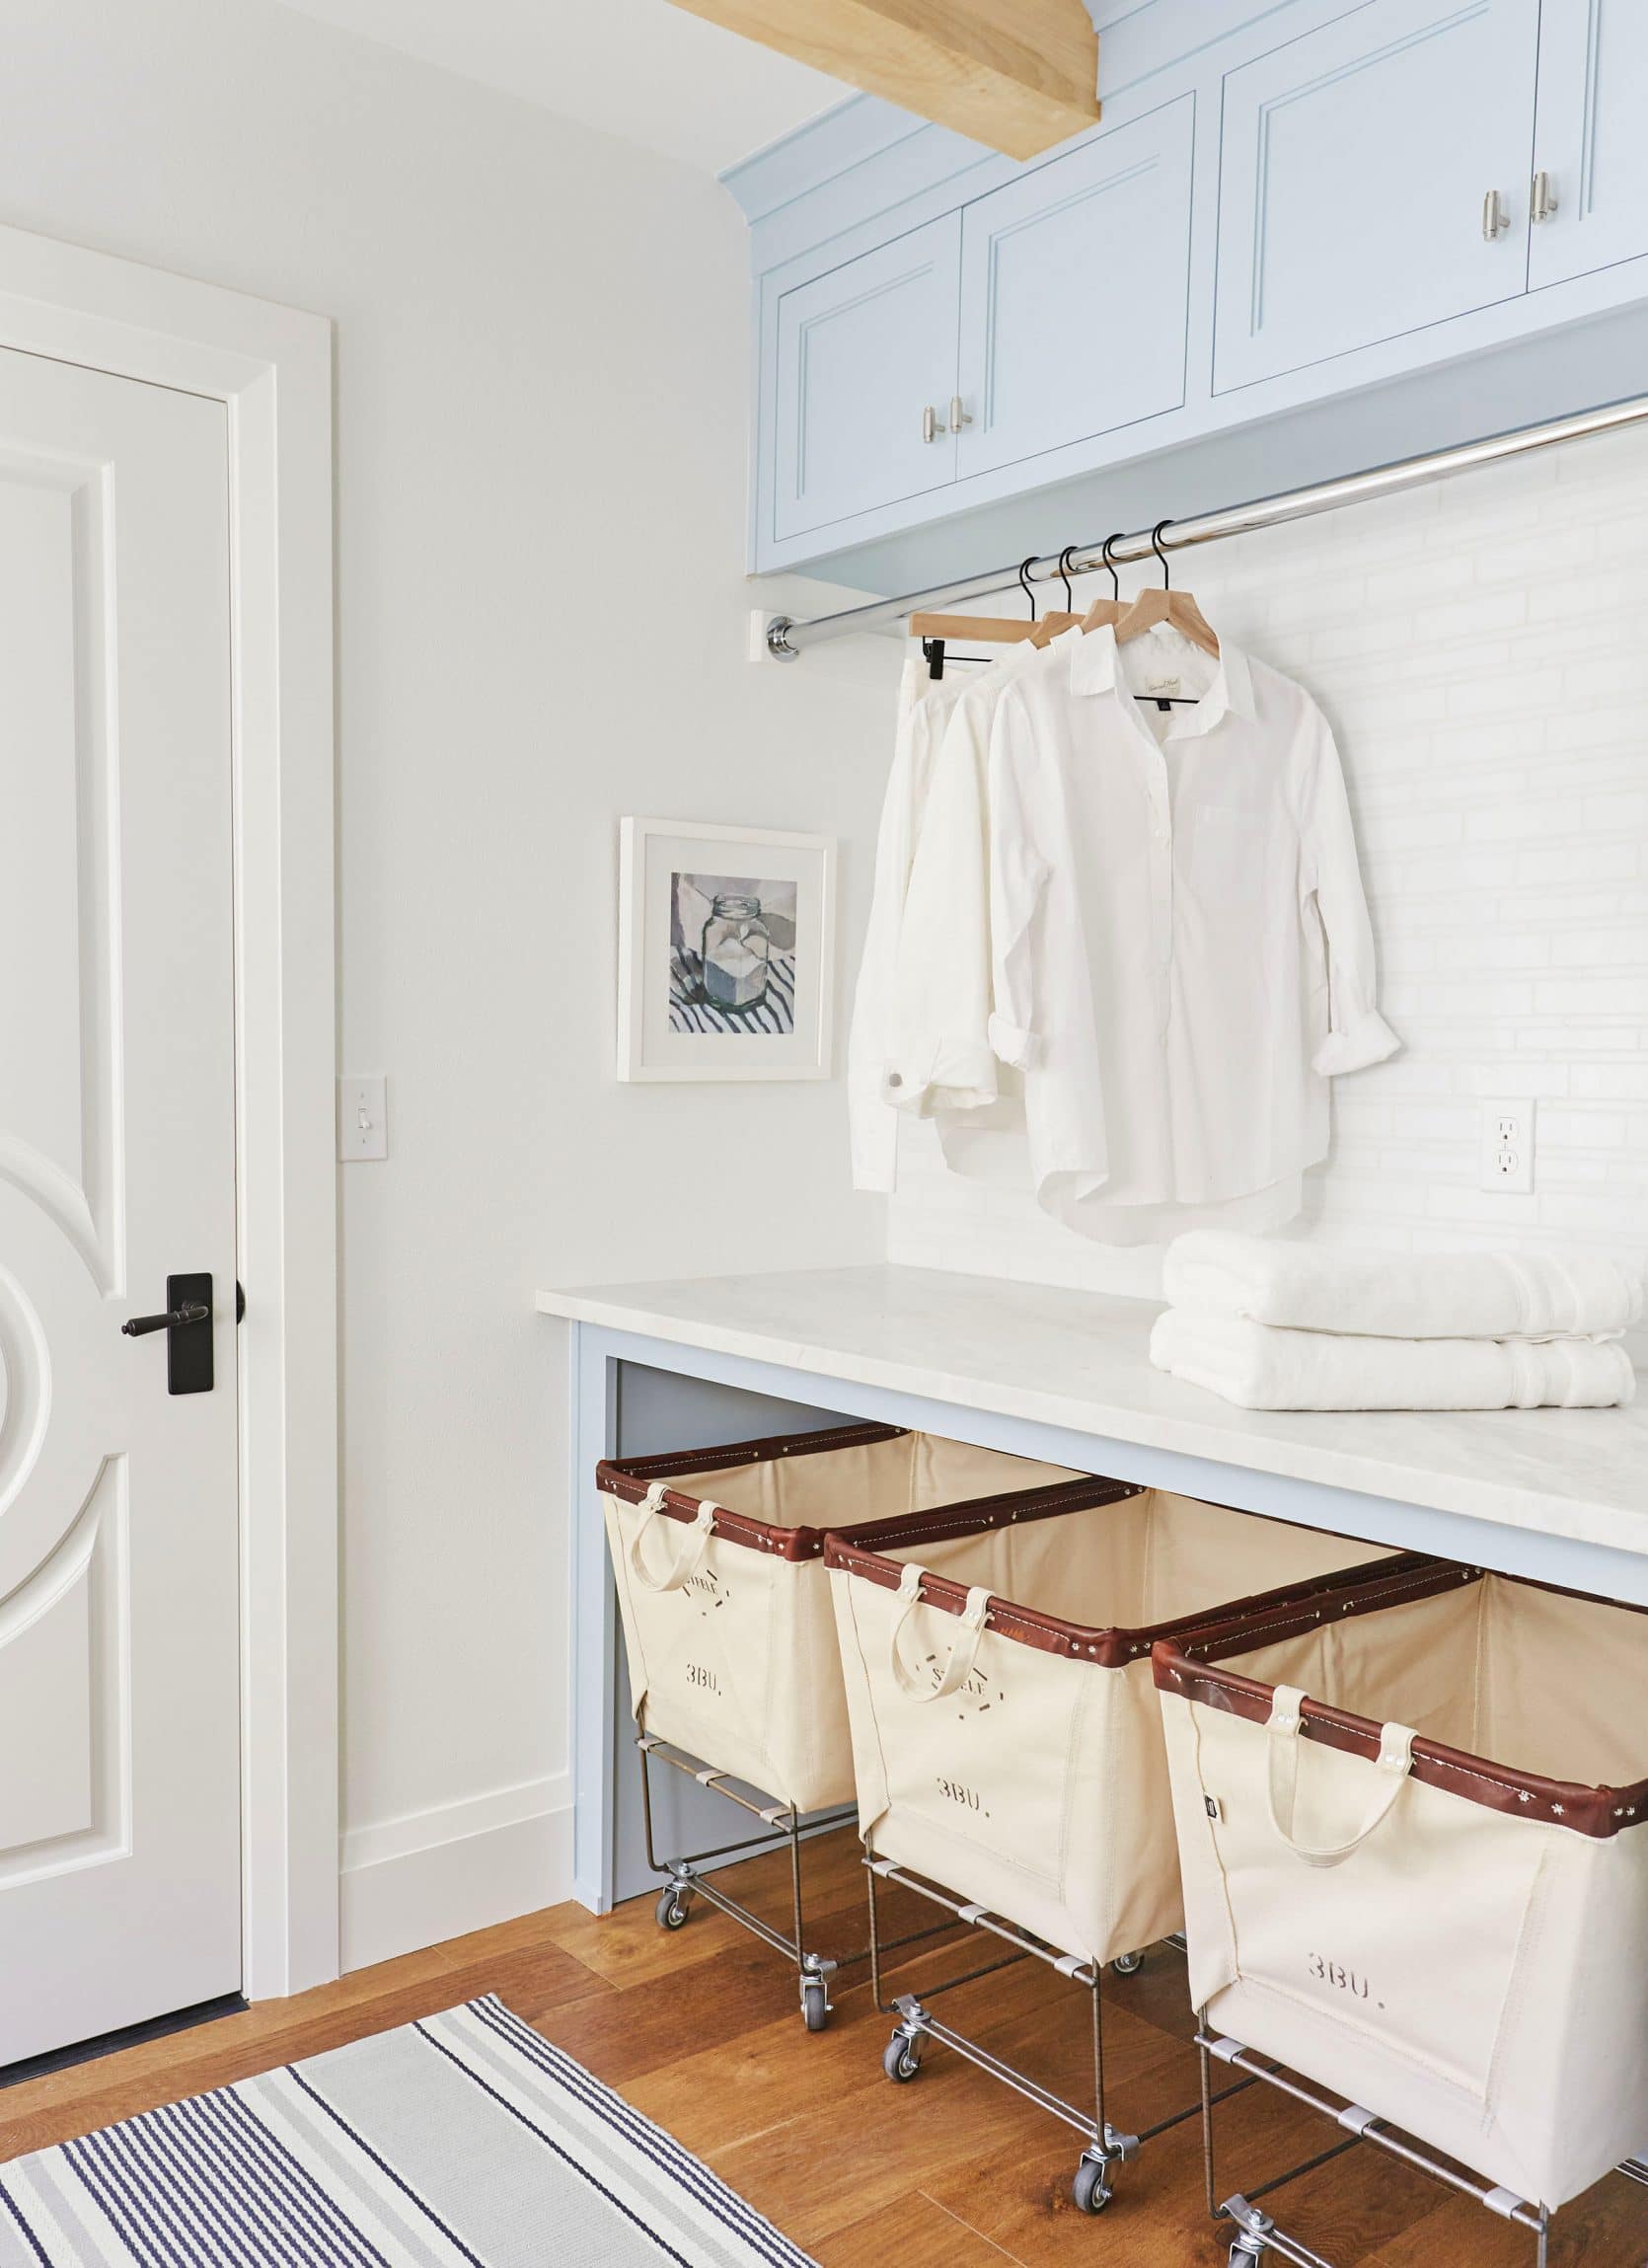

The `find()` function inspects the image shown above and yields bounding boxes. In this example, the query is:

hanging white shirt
[883,631,1080,1122]
[888,633,1086,1186]
[888,623,1397,1226]
[847,654,963,1191]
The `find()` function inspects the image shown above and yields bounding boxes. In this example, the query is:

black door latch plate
[166,1273,214,1396]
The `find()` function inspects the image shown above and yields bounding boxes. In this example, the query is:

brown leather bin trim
[823,1499,1443,1669]
[1152,1565,1648,1839]
[600,1419,908,1490]
[595,1423,1113,1564]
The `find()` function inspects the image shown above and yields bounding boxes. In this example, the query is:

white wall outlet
[338,1074,388,1162]
[1478,1097,1535,1193]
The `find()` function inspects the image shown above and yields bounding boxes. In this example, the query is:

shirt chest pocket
[1181,803,1270,915]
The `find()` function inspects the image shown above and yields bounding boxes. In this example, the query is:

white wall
[0,0,897,1965]
[890,421,1648,1292]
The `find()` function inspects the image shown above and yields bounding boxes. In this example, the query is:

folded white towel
[1161,1234,1643,1342]
[1150,1308,1637,1412]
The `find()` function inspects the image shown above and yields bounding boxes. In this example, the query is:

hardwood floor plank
[4,1856,1638,2268]
[0,1928,607,2161]
[697,2047,1061,2248]
[1357,2165,1648,2266]
[536,1828,932,1993]
[811,2191,1022,2265]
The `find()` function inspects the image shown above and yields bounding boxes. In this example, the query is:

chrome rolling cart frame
[1194,2023,1648,2266]
[862,1847,1261,2215]
[638,1731,953,2030]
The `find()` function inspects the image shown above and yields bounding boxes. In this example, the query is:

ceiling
[272,0,853,175]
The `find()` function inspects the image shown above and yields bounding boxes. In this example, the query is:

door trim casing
[0,222,338,2000]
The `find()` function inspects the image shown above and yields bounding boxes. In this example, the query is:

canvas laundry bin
[1153,1562,1648,2210]
[824,1487,1413,1968]
[597,1421,1106,1815]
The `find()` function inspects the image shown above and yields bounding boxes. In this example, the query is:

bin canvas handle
[888,1564,991,1701]
[1265,1687,1415,1868]
[629,1484,719,1594]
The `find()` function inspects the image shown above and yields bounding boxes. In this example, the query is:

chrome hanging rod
[763,390,1648,660]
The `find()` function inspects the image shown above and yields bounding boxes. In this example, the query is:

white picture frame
[617,818,837,1083]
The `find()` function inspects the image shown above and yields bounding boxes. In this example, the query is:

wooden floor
[3,1830,1645,2265]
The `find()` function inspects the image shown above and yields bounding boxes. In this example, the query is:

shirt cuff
[882,1036,999,1115]
[987,1013,1038,1071]
[1313,1008,1400,1078]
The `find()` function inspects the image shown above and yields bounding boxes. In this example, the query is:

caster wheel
[1111,1948,1144,1976]
[655,1886,693,1932]
[882,2034,923,2083]
[801,1978,830,2032]
[1073,2158,1113,2216]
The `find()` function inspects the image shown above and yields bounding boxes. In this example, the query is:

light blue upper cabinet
[771,215,961,544]
[1529,0,1648,291]
[1213,0,1542,395]
[953,96,1195,480]
[737,0,1648,572]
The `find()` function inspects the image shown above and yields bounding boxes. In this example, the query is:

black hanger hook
[1057,545,1077,614]
[1151,518,1173,589]
[1100,533,1122,602]
[1017,556,1039,623]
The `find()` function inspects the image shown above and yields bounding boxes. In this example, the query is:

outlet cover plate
[1479,1096,1535,1193]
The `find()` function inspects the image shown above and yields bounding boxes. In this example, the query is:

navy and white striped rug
[0,1996,814,2267]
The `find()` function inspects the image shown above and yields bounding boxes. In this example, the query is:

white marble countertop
[537,1264,1648,1557]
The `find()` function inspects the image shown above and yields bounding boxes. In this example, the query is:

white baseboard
[339,1774,573,1972]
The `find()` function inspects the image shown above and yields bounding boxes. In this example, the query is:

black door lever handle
[121,1302,209,1338]
[120,1274,214,1392]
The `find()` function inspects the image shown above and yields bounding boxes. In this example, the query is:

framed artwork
[617,818,837,1082]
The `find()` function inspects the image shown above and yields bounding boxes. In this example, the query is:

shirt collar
[1069,624,1255,737]
[1001,622,1084,676]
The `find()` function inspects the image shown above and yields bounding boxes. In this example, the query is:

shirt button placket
[1149,754,1173,1034]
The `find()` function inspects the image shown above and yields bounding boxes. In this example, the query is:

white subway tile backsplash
[1574,1064,1648,1099]
[887,423,1648,1291]
[1514,843,1640,884]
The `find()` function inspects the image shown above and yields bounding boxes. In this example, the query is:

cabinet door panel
[772,217,960,543]
[1530,0,1648,289]
[1215,0,1540,394]
[954,97,1194,480]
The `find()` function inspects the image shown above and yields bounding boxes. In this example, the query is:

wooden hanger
[1113,519,1219,656]
[1027,547,1085,646]
[910,556,1079,662]
[1080,534,1126,634]
[908,610,1040,644]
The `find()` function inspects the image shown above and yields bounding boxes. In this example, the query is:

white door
[0,342,241,2066]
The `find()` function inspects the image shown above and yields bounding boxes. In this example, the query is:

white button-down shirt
[889,624,1397,1227]
[847,656,963,1190]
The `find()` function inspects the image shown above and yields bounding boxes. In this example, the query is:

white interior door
[0,342,241,2066]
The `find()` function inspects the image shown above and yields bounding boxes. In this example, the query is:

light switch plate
[1478,1097,1535,1193]
[338,1074,388,1162]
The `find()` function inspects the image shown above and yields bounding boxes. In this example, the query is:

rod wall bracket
[765,615,800,662]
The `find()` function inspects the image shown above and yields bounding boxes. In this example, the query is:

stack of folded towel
[1150,1235,1642,1411]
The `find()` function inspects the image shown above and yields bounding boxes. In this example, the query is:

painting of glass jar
[668,870,798,1035]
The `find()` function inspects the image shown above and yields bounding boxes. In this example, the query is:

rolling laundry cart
[1153,1558,1648,2267]
[597,1420,1112,2028]
[824,1486,1421,2210]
